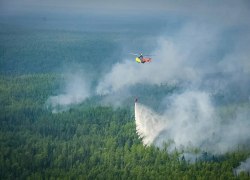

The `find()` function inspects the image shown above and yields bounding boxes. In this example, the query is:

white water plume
[135,102,167,145]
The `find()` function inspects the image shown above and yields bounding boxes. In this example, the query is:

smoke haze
[96,1,250,154]
[46,71,91,113]
[234,157,250,175]
[21,0,249,154]
[135,92,250,153]
[97,21,250,97]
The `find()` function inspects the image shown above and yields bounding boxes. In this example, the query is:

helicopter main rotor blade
[129,53,139,56]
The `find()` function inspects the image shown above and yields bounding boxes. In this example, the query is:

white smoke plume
[234,157,250,175]
[135,91,250,154]
[95,0,250,97]
[97,1,250,153]
[46,72,90,113]
[96,35,201,94]
[96,24,250,96]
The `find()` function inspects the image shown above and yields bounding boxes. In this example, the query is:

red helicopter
[130,53,152,63]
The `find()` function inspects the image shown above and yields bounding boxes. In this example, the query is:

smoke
[40,0,250,153]
[97,23,250,96]
[46,71,91,113]
[96,60,141,95]
[95,1,250,153]
[135,90,250,154]
[234,157,250,175]
[96,35,199,94]
[161,91,217,152]
[95,0,250,96]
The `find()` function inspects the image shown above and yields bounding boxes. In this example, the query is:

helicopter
[130,53,152,63]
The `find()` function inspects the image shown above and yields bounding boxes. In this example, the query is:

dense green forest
[1,21,250,179]
[1,74,250,179]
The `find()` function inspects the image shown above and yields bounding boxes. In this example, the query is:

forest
[1,13,250,179]
[1,74,250,179]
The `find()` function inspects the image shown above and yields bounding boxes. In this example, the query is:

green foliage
[1,74,250,179]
